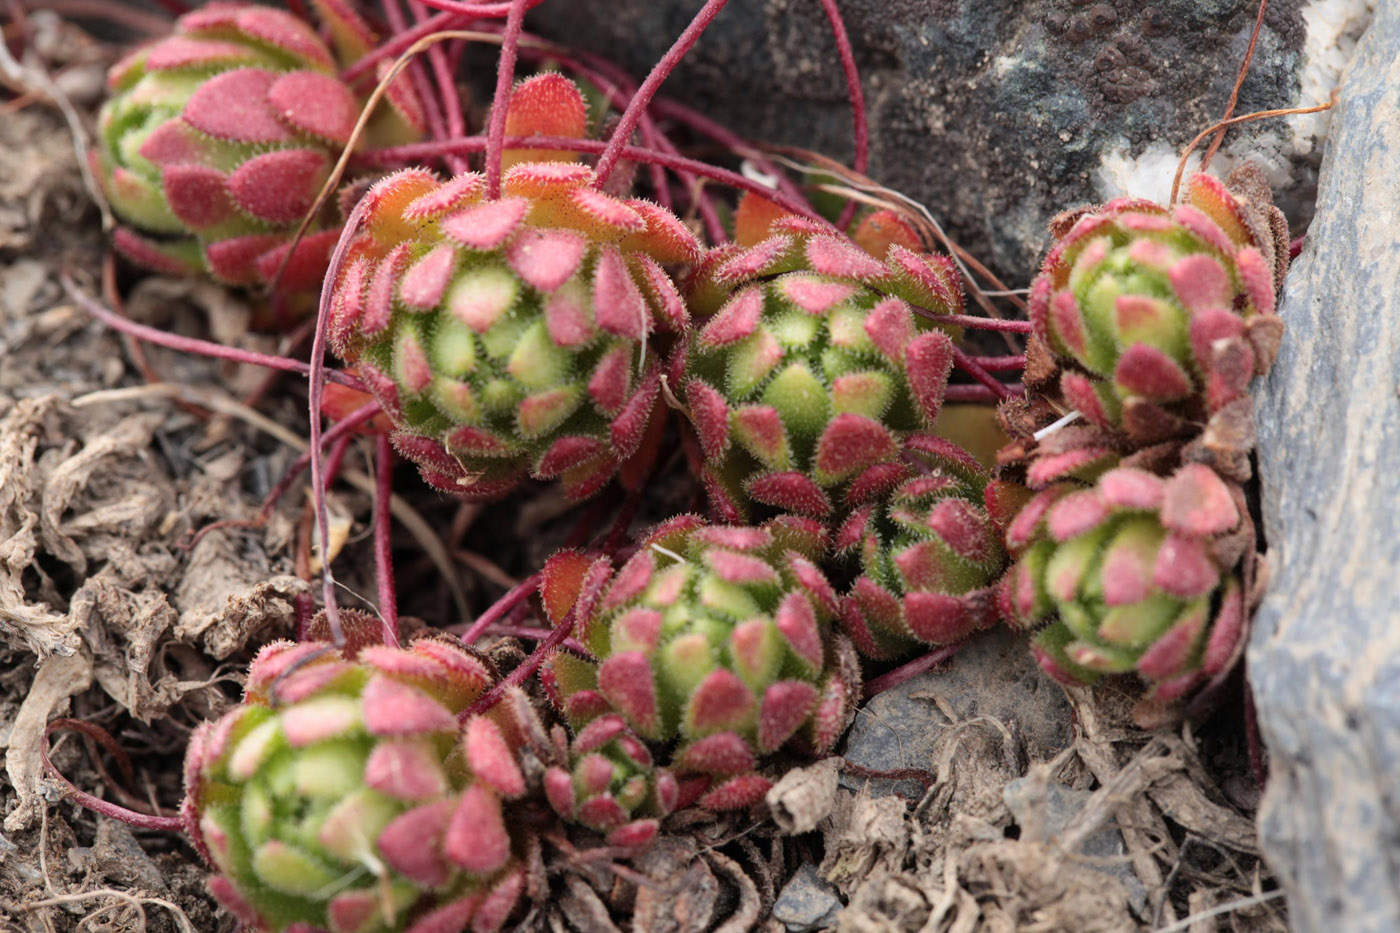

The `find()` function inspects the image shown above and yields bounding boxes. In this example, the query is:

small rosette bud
[95,1,425,296]
[1029,169,1289,442]
[327,77,700,500]
[678,196,964,521]
[542,717,677,848]
[836,438,1005,659]
[1000,463,1250,703]
[181,636,543,933]
[540,515,862,812]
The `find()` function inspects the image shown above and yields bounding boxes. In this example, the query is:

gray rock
[532,0,1371,278]
[840,626,1073,798]
[1248,5,1400,931]
[773,863,843,931]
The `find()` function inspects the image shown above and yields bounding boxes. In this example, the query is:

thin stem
[41,720,183,833]
[1170,98,1335,205]
[383,0,451,156]
[308,195,385,649]
[651,98,812,213]
[63,277,365,390]
[458,572,541,647]
[594,0,730,186]
[964,354,1025,372]
[930,312,1032,334]
[816,0,867,230]
[410,0,470,174]
[340,1,547,82]
[944,383,1019,403]
[460,603,578,721]
[484,0,528,198]
[364,133,821,220]
[186,402,382,553]
[374,433,400,646]
[951,345,1011,400]
[863,643,963,699]
[484,624,596,660]
[1202,0,1269,171]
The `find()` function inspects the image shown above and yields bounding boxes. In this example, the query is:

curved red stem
[816,0,868,230]
[484,0,529,198]
[63,277,365,391]
[863,643,963,699]
[460,603,578,722]
[383,0,451,153]
[927,312,1033,334]
[594,0,731,186]
[41,719,183,833]
[458,572,541,647]
[308,193,384,648]
[944,383,1019,403]
[340,1,548,83]
[964,354,1025,372]
[365,133,822,220]
[951,345,1011,400]
[374,433,400,646]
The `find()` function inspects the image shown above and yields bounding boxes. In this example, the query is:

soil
[0,11,1284,933]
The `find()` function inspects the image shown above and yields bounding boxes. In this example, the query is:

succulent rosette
[95,0,425,294]
[835,437,1006,659]
[1029,168,1289,441]
[181,636,545,933]
[1000,463,1250,703]
[677,196,964,521]
[540,515,861,811]
[327,75,700,500]
[542,715,678,846]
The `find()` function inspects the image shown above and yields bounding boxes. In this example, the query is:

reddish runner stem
[460,603,578,721]
[863,643,963,699]
[64,277,365,390]
[483,0,528,198]
[484,624,596,660]
[374,433,400,646]
[41,720,183,832]
[965,354,1026,372]
[951,345,1011,400]
[459,572,542,646]
[308,190,386,648]
[816,0,867,230]
[929,312,1032,334]
[410,0,469,174]
[594,0,731,186]
[944,383,1019,403]
[365,133,821,219]
[382,0,452,159]
[340,2,546,83]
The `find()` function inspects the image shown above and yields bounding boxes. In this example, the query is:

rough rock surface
[1249,4,1400,930]
[840,626,1073,798]
[533,0,1372,279]
[773,863,843,931]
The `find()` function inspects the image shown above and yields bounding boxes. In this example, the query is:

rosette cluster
[836,438,1006,659]
[327,78,700,499]
[1000,464,1250,702]
[95,0,424,294]
[541,515,861,811]
[181,636,542,933]
[542,714,678,846]
[1029,170,1288,442]
[678,204,964,521]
